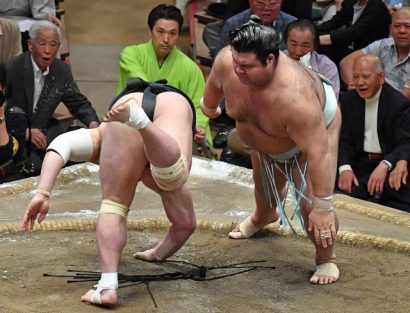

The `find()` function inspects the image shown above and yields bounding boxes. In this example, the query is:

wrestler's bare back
[216,49,327,155]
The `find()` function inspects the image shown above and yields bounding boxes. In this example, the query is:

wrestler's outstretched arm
[201,48,227,119]
[286,97,341,247]
[22,127,102,231]
[22,152,65,231]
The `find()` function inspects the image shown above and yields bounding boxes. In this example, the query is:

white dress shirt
[31,56,49,112]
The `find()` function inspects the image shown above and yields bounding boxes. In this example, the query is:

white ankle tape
[98,272,118,290]
[126,99,150,129]
[239,216,259,238]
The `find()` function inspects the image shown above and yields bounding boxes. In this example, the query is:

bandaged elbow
[46,128,93,164]
[151,155,189,191]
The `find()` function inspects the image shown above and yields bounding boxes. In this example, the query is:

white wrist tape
[200,97,221,118]
[313,195,334,212]
[127,98,150,129]
[47,128,93,164]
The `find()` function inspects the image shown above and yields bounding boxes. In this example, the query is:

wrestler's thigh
[99,122,148,206]
[153,92,193,161]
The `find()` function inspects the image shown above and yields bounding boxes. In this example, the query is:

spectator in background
[281,0,312,19]
[340,7,410,99]
[117,4,212,156]
[385,0,410,15]
[0,18,22,63]
[217,0,297,53]
[337,54,410,211]
[284,19,340,99]
[317,0,391,66]
[0,0,60,25]
[4,20,99,176]
[0,63,27,183]
[0,0,61,51]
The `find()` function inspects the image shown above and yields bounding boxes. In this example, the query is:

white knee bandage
[150,155,189,191]
[47,128,93,164]
[100,199,129,218]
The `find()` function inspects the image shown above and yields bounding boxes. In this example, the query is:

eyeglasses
[253,1,281,9]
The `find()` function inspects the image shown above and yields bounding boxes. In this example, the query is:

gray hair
[29,20,61,42]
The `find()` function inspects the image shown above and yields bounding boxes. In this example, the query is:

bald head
[353,54,383,73]
[249,0,283,25]
[352,55,385,99]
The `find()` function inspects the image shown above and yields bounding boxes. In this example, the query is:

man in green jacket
[117,4,212,152]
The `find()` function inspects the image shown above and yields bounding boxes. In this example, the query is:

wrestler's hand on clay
[22,194,50,231]
[367,163,388,196]
[389,160,408,191]
[338,170,358,193]
[308,210,336,248]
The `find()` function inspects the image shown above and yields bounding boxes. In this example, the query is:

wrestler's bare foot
[229,211,280,239]
[81,288,118,306]
[310,262,339,285]
[133,248,163,262]
[105,98,150,129]
[103,101,131,123]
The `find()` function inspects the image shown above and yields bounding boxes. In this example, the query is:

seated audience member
[0,0,60,25]
[337,54,410,211]
[117,4,212,155]
[284,19,340,99]
[317,0,391,66]
[317,0,345,23]
[0,18,22,63]
[4,20,99,176]
[217,0,297,53]
[385,0,410,15]
[340,7,410,99]
[387,159,410,211]
[281,0,312,19]
[0,63,26,183]
[0,0,61,51]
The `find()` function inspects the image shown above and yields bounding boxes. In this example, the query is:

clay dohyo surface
[1,225,409,313]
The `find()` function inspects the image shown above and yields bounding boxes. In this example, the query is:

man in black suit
[4,20,99,176]
[338,54,410,211]
[317,0,391,67]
